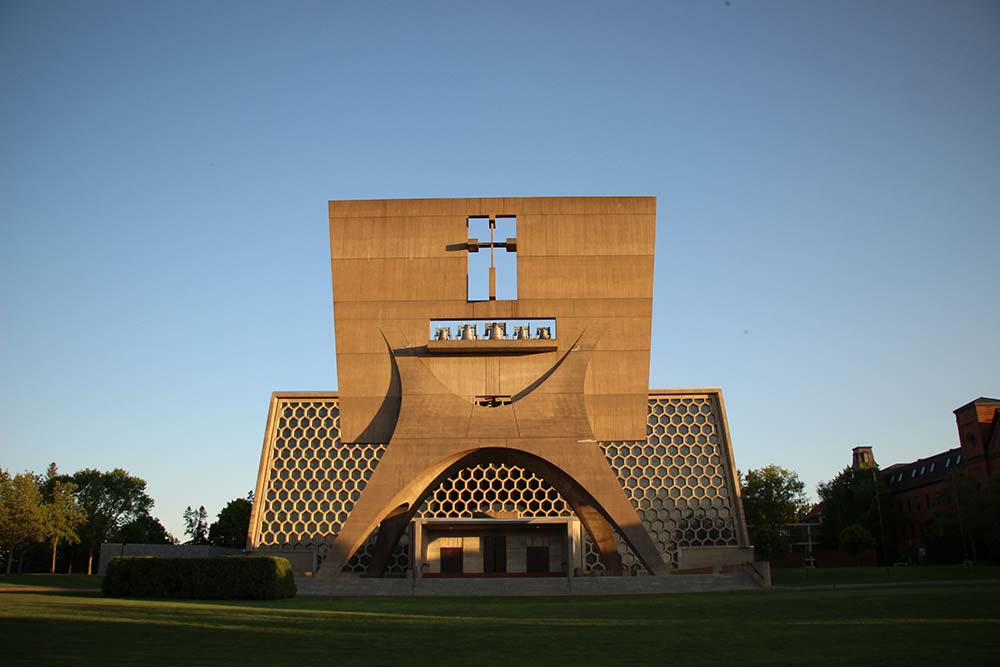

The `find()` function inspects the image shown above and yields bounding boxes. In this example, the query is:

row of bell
[434,323,552,341]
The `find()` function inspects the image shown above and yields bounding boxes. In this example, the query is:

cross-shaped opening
[467,216,516,301]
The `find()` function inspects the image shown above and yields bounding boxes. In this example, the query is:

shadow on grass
[3,585,1000,666]
[0,574,103,590]
[771,564,1000,587]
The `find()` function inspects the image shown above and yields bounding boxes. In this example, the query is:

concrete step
[297,571,761,597]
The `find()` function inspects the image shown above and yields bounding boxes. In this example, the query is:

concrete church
[248,197,754,580]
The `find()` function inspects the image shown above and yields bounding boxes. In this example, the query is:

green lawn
[2,583,999,665]
[771,564,1000,587]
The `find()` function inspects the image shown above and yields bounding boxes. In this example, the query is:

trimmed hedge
[102,556,296,600]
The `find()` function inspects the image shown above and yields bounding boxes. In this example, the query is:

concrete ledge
[426,340,557,354]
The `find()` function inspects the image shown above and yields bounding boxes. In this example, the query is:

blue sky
[3,1,998,541]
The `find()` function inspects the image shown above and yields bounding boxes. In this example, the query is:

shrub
[839,523,877,555]
[102,556,296,599]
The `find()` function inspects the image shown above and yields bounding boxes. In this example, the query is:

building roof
[882,447,963,493]
[802,502,824,523]
[953,397,1000,413]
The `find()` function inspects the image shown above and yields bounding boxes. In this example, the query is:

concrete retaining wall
[676,546,756,570]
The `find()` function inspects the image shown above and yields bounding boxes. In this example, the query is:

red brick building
[953,397,1000,482]
[882,446,962,561]
[880,397,1000,562]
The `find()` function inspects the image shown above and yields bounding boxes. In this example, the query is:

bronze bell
[513,326,530,340]
[486,322,505,340]
[535,327,552,340]
[459,323,478,340]
[434,327,452,341]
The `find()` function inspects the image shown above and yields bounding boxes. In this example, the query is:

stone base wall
[676,545,755,571]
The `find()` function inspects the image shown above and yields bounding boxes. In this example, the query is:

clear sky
[3,1,998,541]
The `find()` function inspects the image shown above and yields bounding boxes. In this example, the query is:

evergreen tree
[183,505,209,545]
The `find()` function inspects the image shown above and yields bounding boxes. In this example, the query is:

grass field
[771,564,1000,587]
[2,577,999,665]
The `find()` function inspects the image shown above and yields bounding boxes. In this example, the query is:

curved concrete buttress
[317,330,669,578]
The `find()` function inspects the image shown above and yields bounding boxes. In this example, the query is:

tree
[740,465,809,559]
[117,514,176,545]
[41,479,87,574]
[930,470,1000,563]
[817,466,893,561]
[839,523,877,564]
[72,468,154,575]
[0,470,46,574]
[984,474,1000,561]
[183,505,209,545]
[208,497,252,548]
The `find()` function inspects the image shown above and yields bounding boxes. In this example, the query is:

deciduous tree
[208,497,252,548]
[117,514,176,545]
[740,465,809,559]
[72,468,154,574]
[930,471,1000,562]
[0,470,46,574]
[817,466,893,561]
[839,523,877,564]
[41,479,86,574]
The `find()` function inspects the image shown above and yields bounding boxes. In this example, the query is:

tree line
[0,464,252,574]
[180,494,254,549]
[740,464,1000,564]
[740,464,887,562]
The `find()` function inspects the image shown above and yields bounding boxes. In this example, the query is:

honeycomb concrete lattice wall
[415,463,574,519]
[247,197,752,578]
[594,394,747,572]
[250,396,384,568]
[249,391,747,574]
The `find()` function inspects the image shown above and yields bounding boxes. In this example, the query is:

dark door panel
[526,546,549,573]
[440,547,464,574]
[483,535,507,573]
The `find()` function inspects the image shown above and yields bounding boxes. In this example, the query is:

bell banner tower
[248,197,752,579]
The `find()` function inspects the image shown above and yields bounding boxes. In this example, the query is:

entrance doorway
[526,546,549,573]
[483,535,507,574]
[440,547,464,574]
[418,519,573,577]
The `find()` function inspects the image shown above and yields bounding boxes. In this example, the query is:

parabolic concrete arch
[353,447,643,578]
[316,320,670,578]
